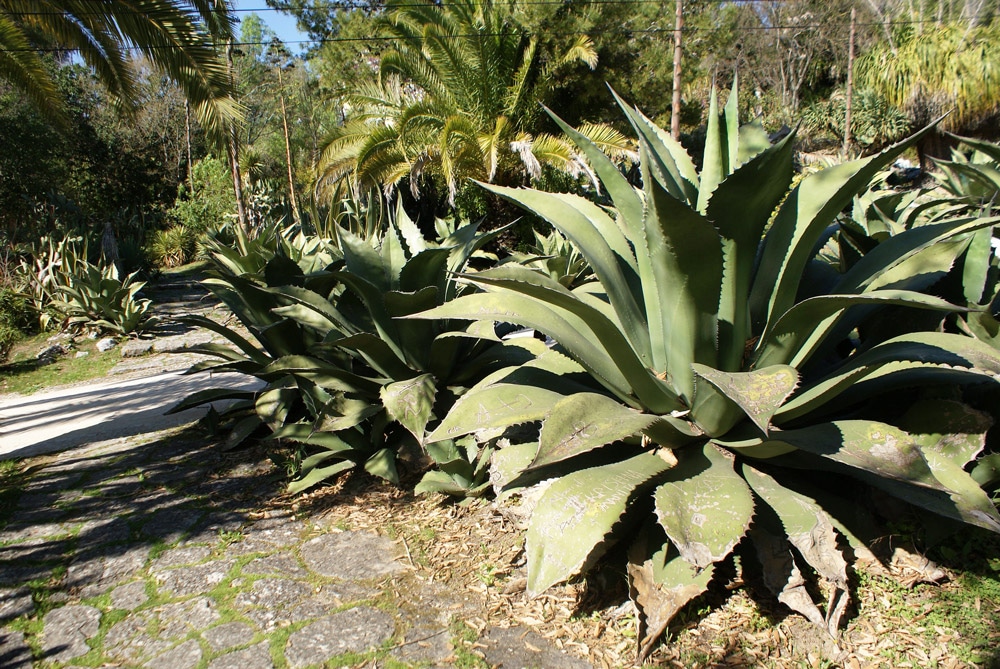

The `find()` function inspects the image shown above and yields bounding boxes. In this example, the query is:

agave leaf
[183,342,256,363]
[527,452,673,596]
[754,290,968,369]
[775,332,1000,422]
[315,397,382,432]
[532,393,658,470]
[612,88,698,205]
[477,185,650,363]
[750,526,829,630]
[325,332,411,380]
[255,383,297,430]
[427,383,565,443]
[692,363,798,435]
[260,355,380,394]
[899,399,992,466]
[742,464,849,589]
[412,291,644,408]
[652,443,753,569]
[972,454,1000,488]
[708,131,797,372]
[381,374,437,443]
[398,247,451,295]
[288,459,355,494]
[166,388,258,415]
[269,423,356,452]
[750,123,938,335]
[545,105,644,229]
[340,228,389,292]
[177,314,269,365]
[642,174,724,400]
[962,227,996,305]
[416,470,484,496]
[767,420,1000,532]
[364,448,399,484]
[628,535,715,662]
[224,416,263,451]
[835,217,998,294]
[490,441,539,492]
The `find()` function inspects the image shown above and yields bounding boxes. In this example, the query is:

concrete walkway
[0,370,261,459]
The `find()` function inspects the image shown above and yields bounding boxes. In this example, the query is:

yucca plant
[174,204,519,494]
[412,82,1000,655]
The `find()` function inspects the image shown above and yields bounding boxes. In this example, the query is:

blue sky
[232,0,310,54]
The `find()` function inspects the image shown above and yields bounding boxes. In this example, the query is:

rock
[243,553,309,579]
[0,629,32,668]
[37,344,69,362]
[96,337,118,352]
[154,559,235,597]
[146,639,202,669]
[300,532,404,580]
[109,581,149,611]
[284,607,395,669]
[42,605,101,663]
[208,642,274,669]
[234,578,314,629]
[119,339,154,358]
[0,587,34,622]
[75,351,90,358]
[203,621,257,652]
[481,626,593,669]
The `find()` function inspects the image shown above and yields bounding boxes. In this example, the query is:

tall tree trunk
[277,66,301,227]
[844,7,857,156]
[184,99,194,195]
[226,42,249,232]
[671,0,684,140]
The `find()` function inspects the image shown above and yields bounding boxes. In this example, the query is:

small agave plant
[413,81,1000,655]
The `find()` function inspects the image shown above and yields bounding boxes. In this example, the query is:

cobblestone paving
[0,426,592,668]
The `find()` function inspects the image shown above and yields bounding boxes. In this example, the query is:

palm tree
[317,0,634,204]
[0,0,239,141]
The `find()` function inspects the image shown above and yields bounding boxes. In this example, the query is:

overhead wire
[0,3,996,53]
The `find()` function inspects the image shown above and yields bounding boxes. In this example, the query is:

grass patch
[449,619,489,669]
[0,333,121,396]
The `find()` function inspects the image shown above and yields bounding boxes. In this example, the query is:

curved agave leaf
[750,122,938,335]
[765,420,1000,532]
[426,383,564,443]
[692,363,799,435]
[259,355,380,394]
[381,373,437,443]
[531,393,658,470]
[742,464,849,590]
[750,526,828,630]
[177,314,269,365]
[526,452,673,596]
[654,443,754,570]
[165,388,259,415]
[900,399,992,466]
[776,332,1000,422]
[412,291,643,408]
[288,459,355,495]
[754,290,968,369]
[477,184,650,363]
[364,448,399,484]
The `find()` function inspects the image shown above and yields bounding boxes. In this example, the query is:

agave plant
[174,204,523,494]
[413,82,1000,655]
[500,228,594,289]
[934,134,1000,214]
[50,264,158,336]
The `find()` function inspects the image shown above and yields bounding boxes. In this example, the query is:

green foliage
[414,81,1000,654]
[802,89,911,151]
[501,228,594,289]
[175,203,516,495]
[169,157,237,235]
[0,287,33,362]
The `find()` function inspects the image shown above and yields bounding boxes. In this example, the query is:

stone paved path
[0,426,593,668]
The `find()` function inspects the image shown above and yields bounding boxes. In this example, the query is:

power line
[1,13,996,53]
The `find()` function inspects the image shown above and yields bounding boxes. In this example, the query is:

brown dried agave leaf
[628,536,716,662]
[750,526,828,630]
